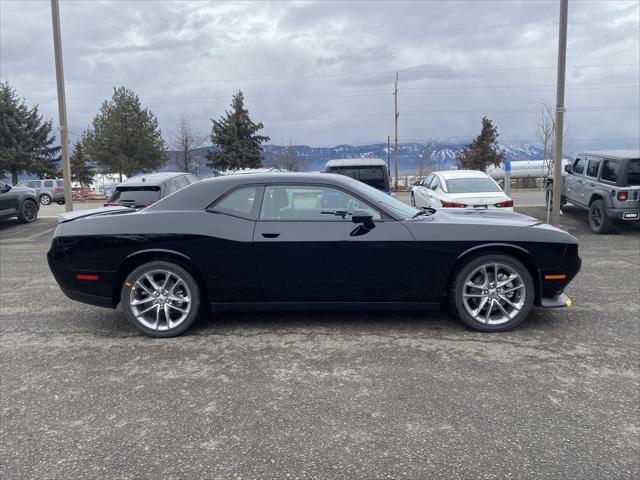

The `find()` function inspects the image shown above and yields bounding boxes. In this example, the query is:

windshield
[627,159,640,186]
[347,178,419,219]
[445,177,502,193]
[109,186,161,204]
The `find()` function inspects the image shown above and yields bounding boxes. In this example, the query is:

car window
[27,181,40,188]
[56,180,64,187]
[212,186,259,218]
[586,158,601,178]
[445,177,502,193]
[17,182,27,187]
[109,186,161,205]
[600,159,621,183]
[164,181,178,196]
[260,185,381,221]
[44,180,54,188]
[422,174,433,187]
[573,158,586,174]
[429,176,440,190]
[627,159,640,186]
[175,176,189,189]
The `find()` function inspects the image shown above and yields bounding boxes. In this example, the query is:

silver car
[15,179,65,205]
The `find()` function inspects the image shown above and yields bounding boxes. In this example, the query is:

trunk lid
[58,206,134,223]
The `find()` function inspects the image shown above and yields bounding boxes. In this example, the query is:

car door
[0,183,19,217]
[415,174,433,208]
[582,157,602,204]
[565,158,586,205]
[428,175,444,207]
[253,183,415,303]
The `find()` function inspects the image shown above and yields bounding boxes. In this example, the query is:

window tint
[164,181,178,196]
[329,166,388,190]
[260,185,381,221]
[44,180,54,187]
[212,187,258,218]
[27,181,40,188]
[600,159,621,183]
[108,186,161,205]
[573,158,586,174]
[586,158,601,178]
[627,159,640,186]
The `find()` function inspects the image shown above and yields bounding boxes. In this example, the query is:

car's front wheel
[121,261,201,337]
[39,194,51,205]
[450,253,534,332]
[17,199,38,223]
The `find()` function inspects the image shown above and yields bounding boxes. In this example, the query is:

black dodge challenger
[48,173,581,337]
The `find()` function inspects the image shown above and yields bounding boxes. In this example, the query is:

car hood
[405,208,577,244]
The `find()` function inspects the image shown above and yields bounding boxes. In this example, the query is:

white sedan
[411,170,514,211]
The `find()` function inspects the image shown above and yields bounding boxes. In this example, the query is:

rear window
[109,186,161,205]
[329,166,388,190]
[445,177,501,193]
[627,159,640,186]
[600,159,621,183]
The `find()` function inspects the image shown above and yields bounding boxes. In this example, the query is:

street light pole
[551,0,568,225]
[50,0,73,211]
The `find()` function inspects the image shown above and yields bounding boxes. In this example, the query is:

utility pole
[387,135,391,173]
[50,0,73,211]
[551,0,568,226]
[393,73,399,191]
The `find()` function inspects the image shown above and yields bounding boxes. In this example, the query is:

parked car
[325,158,391,193]
[15,179,65,205]
[104,172,199,208]
[0,182,39,223]
[412,170,513,210]
[48,172,580,337]
[546,150,640,233]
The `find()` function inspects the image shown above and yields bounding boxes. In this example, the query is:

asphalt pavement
[0,204,638,479]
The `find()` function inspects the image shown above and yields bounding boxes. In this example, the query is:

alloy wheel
[23,201,37,222]
[129,270,192,331]
[40,194,51,205]
[462,262,526,325]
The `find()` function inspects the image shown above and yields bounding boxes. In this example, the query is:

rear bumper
[605,207,639,221]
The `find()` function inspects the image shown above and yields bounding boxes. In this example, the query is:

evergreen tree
[206,91,269,171]
[84,87,166,181]
[0,82,60,184]
[70,137,95,187]
[456,117,505,171]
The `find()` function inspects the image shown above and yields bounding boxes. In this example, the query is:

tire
[410,193,416,206]
[121,260,201,337]
[39,194,51,205]
[56,199,65,205]
[588,199,613,234]
[17,199,38,223]
[450,253,534,332]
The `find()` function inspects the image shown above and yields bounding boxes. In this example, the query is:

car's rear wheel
[450,253,534,332]
[17,199,38,223]
[121,261,201,337]
[39,194,51,205]
[588,199,613,234]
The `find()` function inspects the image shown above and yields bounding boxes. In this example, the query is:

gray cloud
[0,0,638,151]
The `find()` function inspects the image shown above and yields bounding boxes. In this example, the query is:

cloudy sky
[1,0,638,151]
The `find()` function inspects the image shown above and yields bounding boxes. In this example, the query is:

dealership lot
[1,204,638,479]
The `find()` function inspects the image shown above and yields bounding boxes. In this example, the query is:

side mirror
[564,165,572,174]
[352,208,375,229]
[0,183,10,193]
[413,180,421,186]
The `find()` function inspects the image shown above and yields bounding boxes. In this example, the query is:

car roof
[118,172,187,186]
[435,170,491,180]
[578,150,640,160]
[325,158,387,168]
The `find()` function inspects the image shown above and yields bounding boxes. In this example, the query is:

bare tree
[171,113,207,174]
[535,102,570,176]
[416,146,433,177]
[269,144,306,171]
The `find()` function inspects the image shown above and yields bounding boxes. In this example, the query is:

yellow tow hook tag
[565,298,572,307]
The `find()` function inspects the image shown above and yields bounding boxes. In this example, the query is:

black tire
[450,253,535,332]
[17,199,38,223]
[121,260,201,337]
[588,199,613,234]
[39,194,51,205]
[56,199,65,205]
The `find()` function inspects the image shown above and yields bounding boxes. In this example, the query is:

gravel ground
[0,205,638,479]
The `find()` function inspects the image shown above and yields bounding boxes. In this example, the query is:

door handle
[261,233,280,238]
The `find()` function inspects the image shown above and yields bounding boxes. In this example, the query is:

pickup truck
[546,150,640,233]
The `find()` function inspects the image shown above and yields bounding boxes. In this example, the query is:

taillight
[495,200,514,208]
[104,202,118,207]
[617,191,628,201]
[441,200,467,208]
[54,187,61,193]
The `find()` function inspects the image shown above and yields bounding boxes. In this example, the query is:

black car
[105,172,199,208]
[48,173,581,337]
[0,182,39,223]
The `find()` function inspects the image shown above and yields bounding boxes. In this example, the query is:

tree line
[1,81,274,185]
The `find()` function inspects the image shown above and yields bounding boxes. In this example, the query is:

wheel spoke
[495,299,512,318]
[131,296,154,306]
[135,281,155,296]
[497,274,518,288]
[463,292,484,298]
[484,299,493,323]
[465,281,483,290]
[164,305,172,328]
[501,284,524,294]
[472,296,489,317]
[167,303,188,314]
[145,273,162,292]
[499,294,521,310]
[137,303,157,316]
